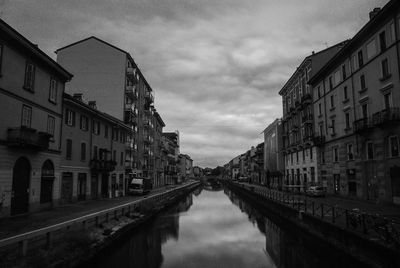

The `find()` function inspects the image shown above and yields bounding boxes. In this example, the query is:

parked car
[306,186,326,197]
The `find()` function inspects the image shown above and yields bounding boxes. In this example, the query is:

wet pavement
[87,186,366,268]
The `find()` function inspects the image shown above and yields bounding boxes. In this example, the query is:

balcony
[301,93,312,104]
[89,159,116,173]
[301,115,313,125]
[354,118,373,133]
[372,107,400,125]
[313,135,326,146]
[124,111,137,125]
[125,86,138,99]
[7,127,51,150]
[144,90,154,103]
[126,67,138,80]
[143,119,153,129]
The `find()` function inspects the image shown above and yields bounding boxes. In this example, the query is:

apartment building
[55,37,159,184]
[61,93,131,202]
[309,2,400,204]
[249,143,264,184]
[279,42,346,192]
[263,119,284,189]
[0,19,72,217]
[153,111,165,188]
[162,132,180,185]
[178,154,193,181]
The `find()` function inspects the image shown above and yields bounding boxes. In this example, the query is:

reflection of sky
[161,191,276,268]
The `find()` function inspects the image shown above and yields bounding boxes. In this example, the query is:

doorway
[40,160,54,204]
[391,166,400,204]
[61,172,73,203]
[78,173,87,201]
[101,173,109,198]
[11,157,31,215]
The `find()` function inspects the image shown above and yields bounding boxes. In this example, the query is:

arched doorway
[11,157,31,215]
[40,160,54,204]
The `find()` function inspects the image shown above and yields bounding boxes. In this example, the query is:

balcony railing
[301,93,312,104]
[125,86,138,99]
[126,67,138,80]
[144,90,154,103]
[7,127,51,150]
[355,107,400,133]
[313,135,325,145]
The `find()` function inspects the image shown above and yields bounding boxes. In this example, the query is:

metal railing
[232,182,400,249]
[0,181,199,257]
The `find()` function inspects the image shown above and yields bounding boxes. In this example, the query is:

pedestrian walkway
[0,184,177,240]
[240,182,400,220]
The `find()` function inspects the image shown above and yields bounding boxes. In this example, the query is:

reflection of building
[0,19,72,217]
[309,2,400,204]
[61,93,131,202]
[263,119,285,190]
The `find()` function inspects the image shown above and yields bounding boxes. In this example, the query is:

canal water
[88,186,364,268]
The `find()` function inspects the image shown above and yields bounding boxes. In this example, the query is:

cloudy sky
[0,0,388,167]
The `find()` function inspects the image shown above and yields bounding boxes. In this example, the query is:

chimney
[72,93,83,102]
[88,101,97,109]
[369,7,381,20]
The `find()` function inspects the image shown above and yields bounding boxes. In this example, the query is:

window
[290,153,293,164]
[65,109,75,126]
[384,93,392,110]
[381,58,390,79]
[113,150,116,161]
[333,147,339,162]
[0,44,3,75]
[321,150,325,164]
[334,70,341,86]
[343,86,348,100]
[367,141,374,160]
[390,22,396,43]
[318,103,322,115]
[317,86,321,98]
[81,143,86,161]
[93,146,98,159]
[360,75,366,91]
[362,103,368,118]
[330,95,335,109]
[66,139,72,160]
[104,125,108,138]
[296,151,299,163]
[366,39,377,59]
[80,115,88,131]
[342,64,347,80]
[24,62,35,91]
[347,144,354,160]
[47,115,55,136]
[379,31,387,52]
[319,123,324,136]
[310,147,313,160]
[21,105,32,127]
[302,149,305,162]
[120,152,124,166]
[330,119,335,135]
[329,76,333,90]
[358,50,364,67]
[389,136,399,157]
[345,112,350,129]
[92,120,100,135]
[48,78,57,103]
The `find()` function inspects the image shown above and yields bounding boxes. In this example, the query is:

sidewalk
[0,185,177,240]
[240,182,400,221]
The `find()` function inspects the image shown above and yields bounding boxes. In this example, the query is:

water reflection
[87,186,363,268]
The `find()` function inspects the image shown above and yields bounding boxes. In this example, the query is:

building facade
[178,154,193,181]
[162,132,180,185]
[0,19,72,217]
[56,37,161,186]
[279,42,346,192]
[60,93,131,202]
[263,119,285,190]
[309,1,400,204]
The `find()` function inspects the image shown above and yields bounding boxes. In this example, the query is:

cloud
[1,0,390,167]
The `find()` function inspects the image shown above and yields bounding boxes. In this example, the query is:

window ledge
[48,99,57,105]
[344,127,352,132]
[318,114,323,118]
[379,74,392,82]
[358,88,368,94]
[329,107,336,112]
[342,98,350,104]
[331,133,337,137]
[23,86,35,93]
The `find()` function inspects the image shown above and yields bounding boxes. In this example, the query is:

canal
[86,186,366,268]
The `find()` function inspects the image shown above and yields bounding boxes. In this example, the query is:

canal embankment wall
[225,181,400,268]
[0,181,200,267]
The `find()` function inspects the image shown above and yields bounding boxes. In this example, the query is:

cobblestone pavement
[0,184,179,240]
